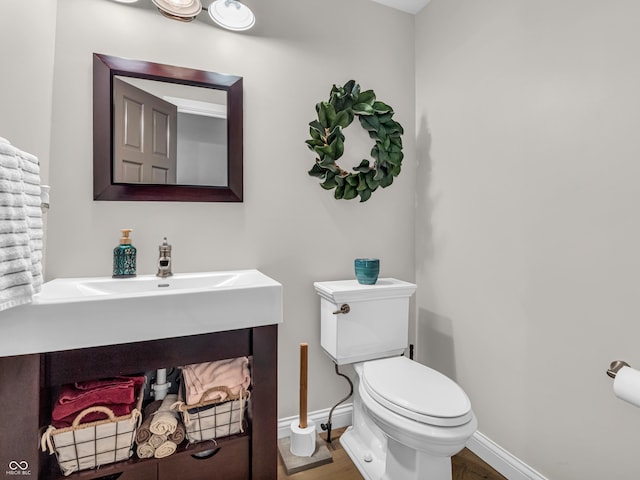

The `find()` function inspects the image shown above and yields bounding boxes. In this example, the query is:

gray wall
[415,1,640,478]
[44,0,416,420]
[0,0,57,181]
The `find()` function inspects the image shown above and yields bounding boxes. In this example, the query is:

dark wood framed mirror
[93,53,243,202]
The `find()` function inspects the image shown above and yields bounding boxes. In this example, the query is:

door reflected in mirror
[93,53,243,202]
[113,76,228,187]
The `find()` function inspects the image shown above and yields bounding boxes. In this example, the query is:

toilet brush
[290,343,316,457]
[277,343,333,474]
[299,342,308,429]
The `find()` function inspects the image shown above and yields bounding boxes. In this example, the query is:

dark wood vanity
[0,325,277,480]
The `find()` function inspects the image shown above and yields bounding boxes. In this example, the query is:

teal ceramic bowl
[354,258,380,285]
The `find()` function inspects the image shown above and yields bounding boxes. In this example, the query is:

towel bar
[41,185,50,212]
[607,360,630,379]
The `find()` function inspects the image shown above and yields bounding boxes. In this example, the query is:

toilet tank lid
[314,278,416,304]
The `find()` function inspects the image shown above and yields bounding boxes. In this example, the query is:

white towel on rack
[17,148,43,290]
[0,137,43,312]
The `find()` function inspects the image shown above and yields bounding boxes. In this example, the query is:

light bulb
[208,0,255,31]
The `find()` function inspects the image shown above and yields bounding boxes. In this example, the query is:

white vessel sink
[0,269,282,357]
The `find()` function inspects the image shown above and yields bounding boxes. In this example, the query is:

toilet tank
[314,278,417,365]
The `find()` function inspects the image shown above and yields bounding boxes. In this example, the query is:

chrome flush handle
[333,304,350,315]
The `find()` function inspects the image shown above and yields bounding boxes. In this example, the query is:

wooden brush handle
[299,342,308,428]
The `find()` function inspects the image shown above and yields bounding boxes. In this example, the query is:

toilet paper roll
[289,420,316,457]
[614,366,640,407]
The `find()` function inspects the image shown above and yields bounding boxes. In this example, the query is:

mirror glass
[113,76,228,187]
[93,53,243,202]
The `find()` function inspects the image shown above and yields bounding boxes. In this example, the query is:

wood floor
[277,428,507,480]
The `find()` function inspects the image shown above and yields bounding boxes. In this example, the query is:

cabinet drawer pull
[94,473,122,480]
[191,447,221,460]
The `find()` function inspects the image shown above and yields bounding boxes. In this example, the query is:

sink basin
[79,273,237,296]
[37,271,259,302]
[0,269,282,357]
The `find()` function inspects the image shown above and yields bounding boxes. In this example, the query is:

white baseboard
[466,431,549,480]
[277,403,353,439]
[278,404,549,480]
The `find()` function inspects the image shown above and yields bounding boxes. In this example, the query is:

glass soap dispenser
[113,228,137,278]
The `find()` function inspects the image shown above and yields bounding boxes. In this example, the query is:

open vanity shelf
[0,325,277,480]
[52,433,250,480]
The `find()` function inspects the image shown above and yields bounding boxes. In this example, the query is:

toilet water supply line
[321,344,415,445]
[321,362,354,446]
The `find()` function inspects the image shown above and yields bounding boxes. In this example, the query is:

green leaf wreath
[305,80,404,202]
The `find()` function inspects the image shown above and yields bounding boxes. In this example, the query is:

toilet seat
[361,356,473,427]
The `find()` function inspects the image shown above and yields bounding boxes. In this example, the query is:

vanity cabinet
[158,436,249,480]
[0,325,277,480]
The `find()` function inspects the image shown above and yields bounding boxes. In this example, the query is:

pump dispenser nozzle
[120,229,133,244]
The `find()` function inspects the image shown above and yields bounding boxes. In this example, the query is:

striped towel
[0,137,43,312]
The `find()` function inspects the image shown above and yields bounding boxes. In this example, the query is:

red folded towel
[58,376,139,404]
[73,377,138,391]
[52,376,144,426]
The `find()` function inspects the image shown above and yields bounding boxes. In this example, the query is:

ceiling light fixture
[208,0,255,31]
[151,0,203,22]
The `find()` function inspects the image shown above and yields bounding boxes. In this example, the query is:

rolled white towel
[153,440,177,459]
[136,442,155,459]
[149,394,179,435]
[149,433,167,449]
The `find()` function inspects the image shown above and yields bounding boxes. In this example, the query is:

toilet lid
[361,356,473,427]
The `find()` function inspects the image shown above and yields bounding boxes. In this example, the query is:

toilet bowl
[314,279,477,480]
[342,357,477,480]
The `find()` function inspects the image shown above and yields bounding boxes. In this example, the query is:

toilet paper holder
[607,360,630,379]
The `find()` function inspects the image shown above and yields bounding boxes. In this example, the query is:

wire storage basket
[41,389,143,476]
[172,385,249,444]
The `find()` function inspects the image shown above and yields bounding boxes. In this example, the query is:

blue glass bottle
[113,229,136,278]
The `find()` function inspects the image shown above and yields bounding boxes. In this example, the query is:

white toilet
[315,278,477,480]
